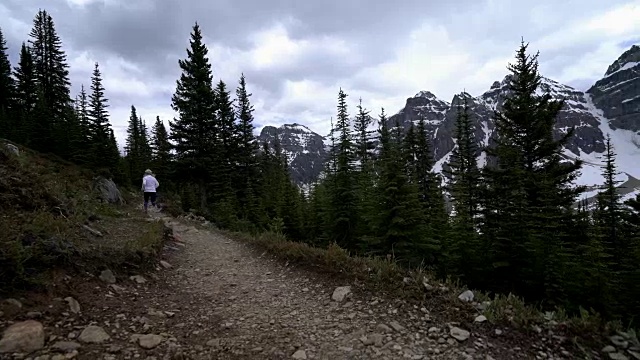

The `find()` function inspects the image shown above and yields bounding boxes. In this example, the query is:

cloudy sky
[1,0,639,146]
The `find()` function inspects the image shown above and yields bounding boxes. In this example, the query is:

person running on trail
[141,169,159,213]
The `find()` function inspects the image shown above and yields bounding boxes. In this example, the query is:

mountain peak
[283,123,313,133]
[604,44,640,77]
[414,90,438,100]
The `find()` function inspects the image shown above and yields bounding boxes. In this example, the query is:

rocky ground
[1,211,637,360]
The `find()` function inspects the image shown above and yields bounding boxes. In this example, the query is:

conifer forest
[1,11,639,326]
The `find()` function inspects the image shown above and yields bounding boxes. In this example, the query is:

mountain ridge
[258,44,640,201]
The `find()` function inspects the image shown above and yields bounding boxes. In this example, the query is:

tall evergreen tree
[125,105,143,180]
[234,73,260,219]
[170,22,217,212]
[12,43,38,142]
[87,62,116,172]
[443,95,482,278]
[151,116,172,183]
[28,10,72,154]
[373,113,425,263]
[329,88,357,250]
[0,27,14,138]
[213,79,237,205]
[481,40,584,303]
[69,85,91,164]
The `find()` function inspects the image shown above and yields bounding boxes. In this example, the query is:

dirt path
[1,213,573,360]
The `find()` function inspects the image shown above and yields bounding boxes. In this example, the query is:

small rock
[4,298,22,309]
[0,320,45,353]
[494,329,503,336]
[609,353,630,360]
[611,335,629,349]
[206,339,220,347]
[602,345,616,353]
[292,349,307,359]
[376,324,392,333]
[5,143,19,155]
[26,311,43,319]
[159,260,172,269]
[51,341,82,352]
[331,286,351,302]
[99,269,116,284]
[450,327,470,341]
[138,334,163,349]
[389,321,405,332]
[130,275,147,284]
[628,350,640,360]
[458,290,474,302]
[78,325,110,343]
[64,297,81,314]
[474,315,487,323]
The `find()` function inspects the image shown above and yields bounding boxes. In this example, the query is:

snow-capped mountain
[257,123,329,185]
[260,45,640,202]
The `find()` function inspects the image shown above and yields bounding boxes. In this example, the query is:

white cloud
[7,0,638,142]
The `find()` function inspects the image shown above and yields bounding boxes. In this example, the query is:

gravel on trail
[0,214,575,360]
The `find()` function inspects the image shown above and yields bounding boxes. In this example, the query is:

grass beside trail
[217,228,638,358]
[0,142,167,292]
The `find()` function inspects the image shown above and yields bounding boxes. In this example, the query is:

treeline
[0,10,169,185]
[2,13,639,326]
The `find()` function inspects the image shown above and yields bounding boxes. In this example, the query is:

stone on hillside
[78,325,110,343]
[611,335,629,348]
[458,290,474,302]
[474,315,487,323]
[65,297,81,314]
[0,320,45,353]
[331,286,351,302]
[51,341,82,352]
[138,334,163,349]
[609,352,630,360]
[292,349,307,359]
[4,298,22,309]
[389,321,405,332]
[130,275,147,284]
[603,345,616,353]
[4,143,19,156]
[99,269,116,284]
[450,327,470,341]
[92,176,124,204]
[159,260,172,269]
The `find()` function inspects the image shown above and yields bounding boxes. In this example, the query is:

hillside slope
[0,140,166,291]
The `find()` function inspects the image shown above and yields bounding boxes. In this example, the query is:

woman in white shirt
[141,169,160,213]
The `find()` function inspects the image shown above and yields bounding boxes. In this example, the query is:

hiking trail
[0,211,573,360]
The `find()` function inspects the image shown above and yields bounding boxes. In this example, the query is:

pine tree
[373,112,425,263]
[444,94,482,279]
[12,43,38,145]
[329,88,357,250]
[594,134,624,264]
[170,22,217,213]
[353,98,374,167]
[28,10,72,154]
[138,117,152,168]
[87,62,116,172]
[69,85,91,164]
[410,116,447,267]
[234,73,259,219]
[0,27,14,139]
[125,105,142,179]
[151,116,172,183]
[213,79,237,205]
[481,40,584,304]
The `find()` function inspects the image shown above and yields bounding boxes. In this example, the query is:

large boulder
[92,176,124,204]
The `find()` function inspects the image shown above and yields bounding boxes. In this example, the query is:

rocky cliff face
[587,45,640,132]
[260,45,640,202]
[257,123,328,185]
